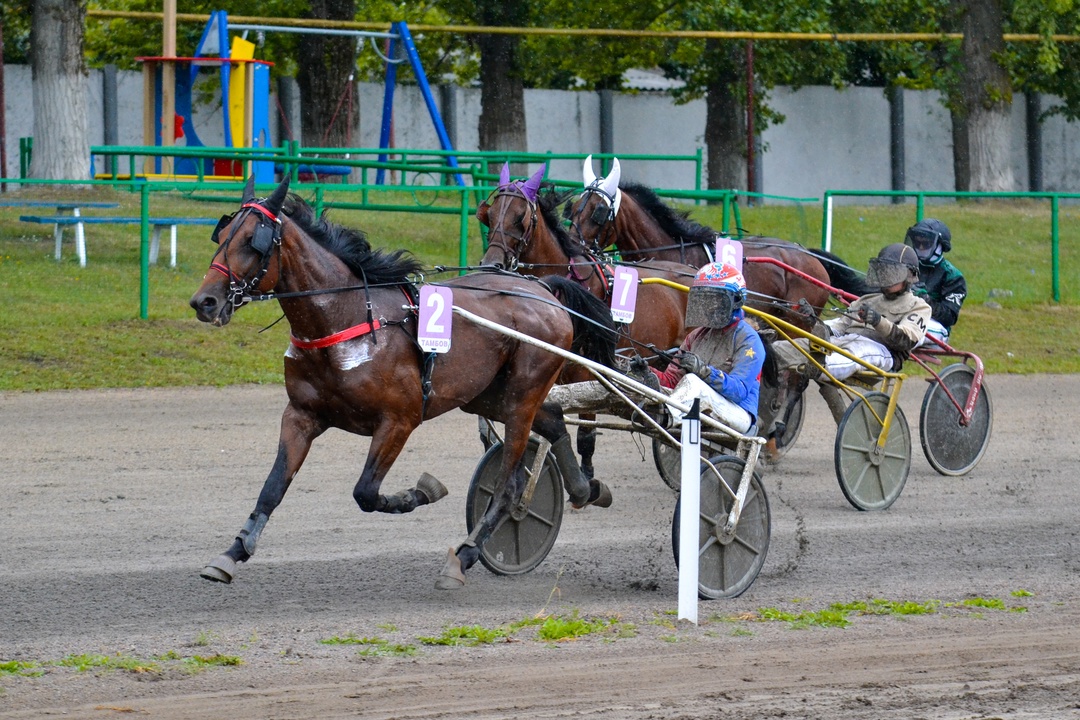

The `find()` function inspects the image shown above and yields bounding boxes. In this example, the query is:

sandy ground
[2,375,1080,719]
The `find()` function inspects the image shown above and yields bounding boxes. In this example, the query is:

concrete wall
[5,63,1080,199]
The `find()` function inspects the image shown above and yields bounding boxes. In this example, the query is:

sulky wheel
[919,364,993,476]
[652,436,729,491]
[834,391,911,511]
[465,437,563,576]
[671,456,771,599]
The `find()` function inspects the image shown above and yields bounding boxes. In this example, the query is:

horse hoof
[417,472,449,504]
[435,547,466,590]
[200,554,237,584]
[764,437,782,466]
[589,480,613,508]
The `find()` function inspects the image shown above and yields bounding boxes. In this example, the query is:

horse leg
[535,402,612,510]
[201,404,323,584]
[576,418,597,481]
[437,429,532,590]
[352,420,448,514]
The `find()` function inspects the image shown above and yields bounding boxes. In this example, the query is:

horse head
[565,154,622,253]
[189,175,290,326]
[477,163,546,270]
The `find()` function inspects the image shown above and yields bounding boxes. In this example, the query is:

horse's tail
[806,248,874,297]
[541,275,619,369]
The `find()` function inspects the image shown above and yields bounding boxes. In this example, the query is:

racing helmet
[684,262,747,329]
[866,243,920,291]
[904,218,951,265]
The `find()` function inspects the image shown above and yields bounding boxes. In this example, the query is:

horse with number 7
[188,175,619,589]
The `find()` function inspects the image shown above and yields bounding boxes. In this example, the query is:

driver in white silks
[647,262,765,434]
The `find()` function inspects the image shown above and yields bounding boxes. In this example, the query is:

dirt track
[3,375,1080,719]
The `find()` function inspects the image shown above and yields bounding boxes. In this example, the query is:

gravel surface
[2,375,1079,719]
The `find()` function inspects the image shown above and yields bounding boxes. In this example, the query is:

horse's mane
[620,182,716,246]
[806,248,874,297]
[536,186,585,259]
[281,194,425,284]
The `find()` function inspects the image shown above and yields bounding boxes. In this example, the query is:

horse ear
[265,175,290,216]
[583,154,597,187]
[520,164,546,202]
[242,175,256,204]
[498,163,511,188]
[601,157,621,196]
[476,202,490,226]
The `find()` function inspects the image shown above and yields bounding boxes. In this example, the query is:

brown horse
[478,165,692,480]
[189,175,618,589]
[564,174,833,332]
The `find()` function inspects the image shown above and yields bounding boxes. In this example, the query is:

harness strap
[289,287,413,349]
[290,320,382,349]
[241,202,281,224]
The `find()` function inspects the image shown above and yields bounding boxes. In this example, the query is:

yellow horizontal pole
[85,11,1080,42]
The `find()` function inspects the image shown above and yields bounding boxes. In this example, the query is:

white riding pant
[666,374,754,434]
[824,334,895,381]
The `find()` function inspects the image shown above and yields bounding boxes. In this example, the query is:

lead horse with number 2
[189,175,618,590]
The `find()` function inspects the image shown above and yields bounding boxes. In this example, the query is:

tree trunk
[478,34,527,153]
[954,0,1014,192]
[476,1,527,173]
[29,0,89,183]
[296,0,357,151]
[704,41,746,198]
[950,107,970,191]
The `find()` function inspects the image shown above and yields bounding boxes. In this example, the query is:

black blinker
[590,202,611,226]
[210,214,232,245]
[251,220,275,257]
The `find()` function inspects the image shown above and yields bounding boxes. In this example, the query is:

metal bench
[19,215,218,268]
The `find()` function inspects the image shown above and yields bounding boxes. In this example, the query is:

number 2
[426,291,446,333]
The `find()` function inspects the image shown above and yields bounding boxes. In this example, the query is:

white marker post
[678,398,701,624]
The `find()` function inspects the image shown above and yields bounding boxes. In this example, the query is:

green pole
[694,148,703,206]
[139,183,150,319]
[459,187,469,273]
[1052,195,1060,302]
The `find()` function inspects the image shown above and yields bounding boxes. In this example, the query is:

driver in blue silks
[650,262,765,434]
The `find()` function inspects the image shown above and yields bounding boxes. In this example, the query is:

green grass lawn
[0,187,1076,391]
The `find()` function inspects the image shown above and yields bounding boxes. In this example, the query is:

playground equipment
[135,11,273,183]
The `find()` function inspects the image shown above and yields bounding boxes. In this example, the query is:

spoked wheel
[919,364,993,476]
[652,437,727,491]
[766,392,806,464]
[835,391,911,511]
[672,456,771,599]
[465,438,563,576]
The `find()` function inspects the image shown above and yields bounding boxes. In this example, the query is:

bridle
[207,201,283,312]
[478,184,538,271]
[566,183,618,256]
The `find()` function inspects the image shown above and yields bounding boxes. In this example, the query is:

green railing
[822,189,1080,302]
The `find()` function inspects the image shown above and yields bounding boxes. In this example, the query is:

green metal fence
[823,189,1080,302]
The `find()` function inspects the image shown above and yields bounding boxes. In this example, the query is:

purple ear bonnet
[497,162,546,204]
[519,165,546,203]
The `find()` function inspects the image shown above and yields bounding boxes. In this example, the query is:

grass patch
[535,611,619,642]
[0,660,44,678]
[418,625,508,647]
[1,650,243,680]
[717,594,1022,630]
